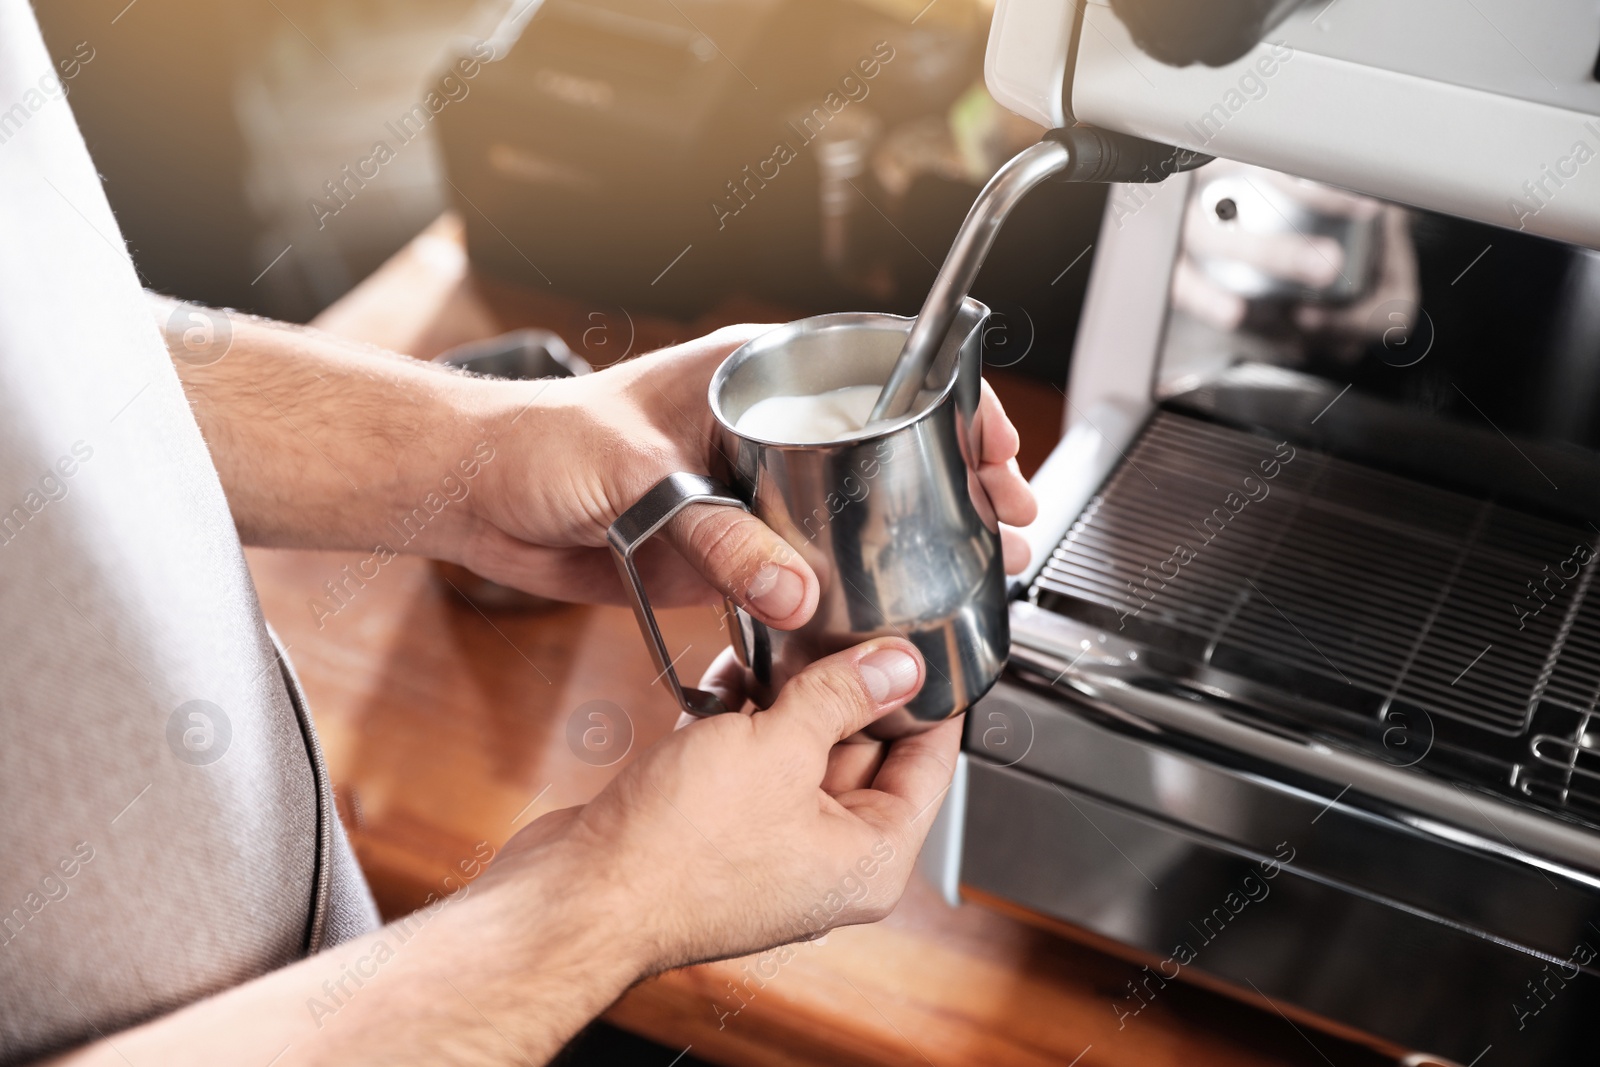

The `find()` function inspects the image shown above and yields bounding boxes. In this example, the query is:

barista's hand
[977,377,1040,574]
[483,636,959,972]
[463,325,814,627]
[462,327,1038,629]
[59,637,958,1064]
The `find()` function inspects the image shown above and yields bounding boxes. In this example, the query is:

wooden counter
[246,215,1398,1067]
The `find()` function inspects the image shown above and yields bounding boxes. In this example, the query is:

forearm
[48,838,644,1067]
[149,293,531,557]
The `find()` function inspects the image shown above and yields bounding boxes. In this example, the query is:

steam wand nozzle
[868,127,1211,424]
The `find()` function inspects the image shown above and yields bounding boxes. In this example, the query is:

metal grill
[1032,412,1600,814]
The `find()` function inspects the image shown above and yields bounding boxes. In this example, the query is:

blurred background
[38,0,506,319]
[36,0,1107,385]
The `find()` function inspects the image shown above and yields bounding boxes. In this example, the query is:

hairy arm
[150,294,512,560]
[48,833,642,1066]
[149,297,833,626]
[150,294,1039,624]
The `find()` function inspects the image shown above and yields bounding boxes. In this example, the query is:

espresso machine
[926,1,1600,1062]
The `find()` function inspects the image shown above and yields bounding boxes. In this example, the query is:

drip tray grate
[1032,412,1600,818]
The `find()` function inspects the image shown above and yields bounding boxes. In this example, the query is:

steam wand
[868,127,1212,423]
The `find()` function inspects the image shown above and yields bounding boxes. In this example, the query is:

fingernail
[859,648,920,704]
[748,562,804,620]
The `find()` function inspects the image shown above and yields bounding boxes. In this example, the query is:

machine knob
[1108,0,1306,67]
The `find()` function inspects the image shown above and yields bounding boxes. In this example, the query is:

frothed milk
[734,385,932,444]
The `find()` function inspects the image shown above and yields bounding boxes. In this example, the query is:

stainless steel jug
[607,298,1007,738]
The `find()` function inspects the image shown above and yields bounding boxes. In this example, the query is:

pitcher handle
[607,472,752,718]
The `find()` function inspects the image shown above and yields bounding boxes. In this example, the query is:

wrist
[459,374,585,538]
[355,370,536,563]
[476,824,656,996]
[282,829,651,1065]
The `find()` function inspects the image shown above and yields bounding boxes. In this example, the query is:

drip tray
[1029,411,1600,823]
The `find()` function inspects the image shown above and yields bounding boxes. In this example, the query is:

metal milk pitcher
[607,298,1007,738]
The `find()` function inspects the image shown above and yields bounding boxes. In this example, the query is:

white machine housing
[986,0,1600,250]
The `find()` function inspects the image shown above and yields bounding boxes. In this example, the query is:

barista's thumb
[664,502,819,629]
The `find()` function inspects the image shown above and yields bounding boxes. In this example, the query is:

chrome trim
[1009,602,1600,885]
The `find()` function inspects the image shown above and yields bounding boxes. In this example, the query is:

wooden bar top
[245,215,1398,1067]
